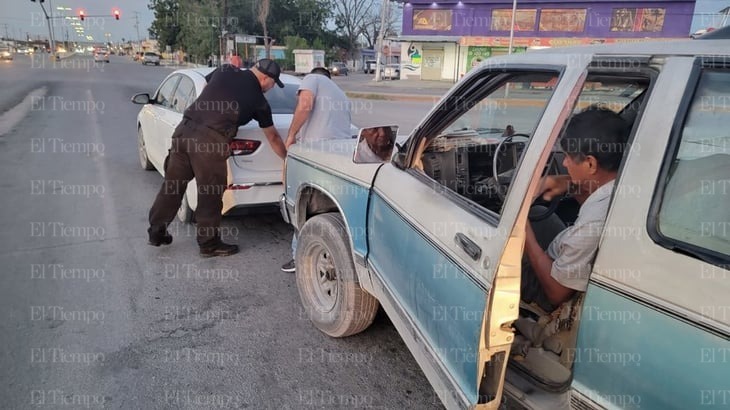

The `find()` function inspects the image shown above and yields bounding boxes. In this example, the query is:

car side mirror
[353,125,398,164]
[131,93,151,104]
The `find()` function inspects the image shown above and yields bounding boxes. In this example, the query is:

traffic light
[79,10,85,21]
[113,10,120,20]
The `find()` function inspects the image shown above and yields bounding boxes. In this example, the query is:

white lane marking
[0,87,48,137]
[86,89,120,239]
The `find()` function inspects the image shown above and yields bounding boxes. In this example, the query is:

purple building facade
[393,0,696,80]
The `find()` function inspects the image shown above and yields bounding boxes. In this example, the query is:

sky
[0,0,728,44]
[0,0,154,44]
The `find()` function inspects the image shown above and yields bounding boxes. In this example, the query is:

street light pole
[374,0,389,82]
[508,0,517,55]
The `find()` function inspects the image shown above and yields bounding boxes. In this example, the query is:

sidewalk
[336,77,454,103]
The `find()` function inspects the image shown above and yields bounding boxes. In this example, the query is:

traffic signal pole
[30,0,58,59]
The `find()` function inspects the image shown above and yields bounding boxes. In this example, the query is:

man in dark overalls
[147,59,287,257]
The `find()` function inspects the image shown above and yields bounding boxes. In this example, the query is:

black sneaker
[281,259,295,273]
[148,226,173,246]
[199,241,239,258]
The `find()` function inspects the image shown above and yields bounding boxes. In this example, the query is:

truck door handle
[454,233,481,261]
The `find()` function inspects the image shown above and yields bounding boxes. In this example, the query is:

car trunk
[229,113,289,175]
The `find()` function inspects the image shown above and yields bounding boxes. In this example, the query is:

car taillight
[230,139,260,155]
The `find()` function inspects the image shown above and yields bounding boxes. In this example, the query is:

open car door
[364,59,586,408]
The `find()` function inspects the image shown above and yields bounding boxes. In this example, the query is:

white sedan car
[132,67,303,221]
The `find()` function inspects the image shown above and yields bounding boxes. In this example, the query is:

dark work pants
[148,121,230,247]
[521,207,567,313]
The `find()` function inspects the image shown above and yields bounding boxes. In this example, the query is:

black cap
[255,58,284,88]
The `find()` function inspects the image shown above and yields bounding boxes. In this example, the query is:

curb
[345,91,443,103]
[344,91,550,107]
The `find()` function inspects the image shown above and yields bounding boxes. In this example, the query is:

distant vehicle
[0,47,13,60]
[382,63,400,80]
[695,25,730,39]
[94,48,110,63]
[142,52,161,66]
[364,59,377,74]
[17,47,32,55]
[330,62,348,76]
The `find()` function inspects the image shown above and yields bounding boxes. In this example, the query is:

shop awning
[387,35,462,43]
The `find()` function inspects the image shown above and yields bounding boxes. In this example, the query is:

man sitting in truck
[521,108,630,312]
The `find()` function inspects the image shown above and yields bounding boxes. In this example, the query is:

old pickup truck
[280,39,729,409]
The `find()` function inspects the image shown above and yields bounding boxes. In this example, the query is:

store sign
[611,8,665,32]
[467,46,490,71]
[413,9,453,31]
[236,35,257,44]
[539,9,587,32]
[491,9,537,31]
[460,36,677,47]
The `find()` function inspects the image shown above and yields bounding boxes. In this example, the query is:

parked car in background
[382,63,400,80]
[364,59,377,74]
[0,47,13,60]
[281,39,730,409]
[93,48,110,63]
[133,68,329,220]
[142,52,161,66]
[330,62,348,76]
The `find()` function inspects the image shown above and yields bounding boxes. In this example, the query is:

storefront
[395,0,696,81]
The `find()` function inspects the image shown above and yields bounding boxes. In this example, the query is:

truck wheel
[296,213,379,337]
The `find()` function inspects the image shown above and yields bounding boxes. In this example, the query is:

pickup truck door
[365,61,586,408]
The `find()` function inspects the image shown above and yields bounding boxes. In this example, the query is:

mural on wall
[413,9,453,31]
[467,46,490,72]
[491,9,537,31]
[611,8,666,32]
[403,43,422,75]
[539,9,587,32]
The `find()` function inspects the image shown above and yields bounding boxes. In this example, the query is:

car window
[155,75,180,108]
[417,72,559,216]
[172,76,194,113]
[653,68,730,262]
[264,81,298,114]
[184,86,197,111]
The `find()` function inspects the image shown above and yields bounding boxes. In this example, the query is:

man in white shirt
[522,108,630,312]
[281,67,353,272]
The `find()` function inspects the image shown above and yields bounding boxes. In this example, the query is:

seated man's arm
[525,223,575,306]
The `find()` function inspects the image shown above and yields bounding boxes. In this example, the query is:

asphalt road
[0,54,440,409]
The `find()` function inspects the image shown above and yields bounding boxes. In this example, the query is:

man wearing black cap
[147,58,287,257]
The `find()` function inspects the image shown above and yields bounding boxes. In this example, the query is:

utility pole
[3,24,8,40]
[134,11,141,53]
[374,0,389,82]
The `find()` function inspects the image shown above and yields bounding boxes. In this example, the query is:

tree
[257,0,271,59]
[360,2,399,49]
[148,0,181,48]
[332,0,376,60]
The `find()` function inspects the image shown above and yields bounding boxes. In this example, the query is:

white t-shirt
[296,74,352,142]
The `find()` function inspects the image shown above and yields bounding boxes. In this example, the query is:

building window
[539,9,586,32]
[611,8,666,32]
[413,9,453,31]
[490,9,537,31]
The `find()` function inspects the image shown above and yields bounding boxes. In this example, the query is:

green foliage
[148,0,181,48]
[147,0,374,64]
[283,35,309,69]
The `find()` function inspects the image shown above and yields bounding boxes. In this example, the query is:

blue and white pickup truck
[281,39,729,409]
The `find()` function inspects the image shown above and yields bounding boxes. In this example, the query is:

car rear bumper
[221,182,284,214]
